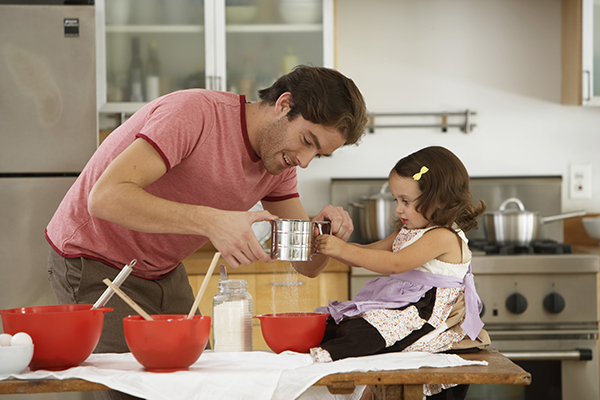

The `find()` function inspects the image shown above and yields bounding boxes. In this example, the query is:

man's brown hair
[258,65,367,145]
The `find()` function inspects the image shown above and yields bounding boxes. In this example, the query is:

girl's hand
[314,234,345,258]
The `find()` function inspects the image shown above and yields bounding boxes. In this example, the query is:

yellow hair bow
[413,166,429,181]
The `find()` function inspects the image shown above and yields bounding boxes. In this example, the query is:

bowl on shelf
[279,0,322,24]
[583,216,600,244]
[0,304,112,371]
[225,5,258,24]
[0,344,34,375]
[123,314,211,372]
[255,312,328,353]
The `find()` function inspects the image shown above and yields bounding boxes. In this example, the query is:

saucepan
[270,219,331,261]
[482,198,586,246]
[349,182,397,243]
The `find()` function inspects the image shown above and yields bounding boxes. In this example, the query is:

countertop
[183,247,349,275]
[565,214,600,256]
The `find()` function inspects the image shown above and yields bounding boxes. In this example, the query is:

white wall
[297,0,600,216]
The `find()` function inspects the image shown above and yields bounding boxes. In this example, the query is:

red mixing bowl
[0,304,112,371]
[123,314,211,372]
[255,312,329,354]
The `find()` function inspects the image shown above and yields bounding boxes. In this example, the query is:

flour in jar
[213,299,252,352]
[212,279,253,351]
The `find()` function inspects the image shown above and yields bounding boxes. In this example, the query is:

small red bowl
[0,304,112,371]
[123,314,210,372]
[255,312,328,354]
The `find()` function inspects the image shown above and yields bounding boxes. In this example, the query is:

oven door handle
[501,348,593,361]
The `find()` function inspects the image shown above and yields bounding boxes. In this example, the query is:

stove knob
[505,293,527,314]
[543,292,565,314]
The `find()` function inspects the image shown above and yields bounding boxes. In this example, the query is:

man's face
[255,114,346,175]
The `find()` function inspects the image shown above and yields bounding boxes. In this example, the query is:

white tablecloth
[0,350,487,400]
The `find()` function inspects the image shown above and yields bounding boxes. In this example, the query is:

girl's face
[389,172,431,230]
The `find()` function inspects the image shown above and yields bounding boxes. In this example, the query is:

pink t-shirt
[46,90,299,279]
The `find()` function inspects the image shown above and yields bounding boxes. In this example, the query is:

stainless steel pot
[350,182,397,243]
[482,198,586,246]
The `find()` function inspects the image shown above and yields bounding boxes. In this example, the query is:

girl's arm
[349,233,396,251]
[314,228,459,275]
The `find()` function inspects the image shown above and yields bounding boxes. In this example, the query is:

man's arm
[88,138,275,267]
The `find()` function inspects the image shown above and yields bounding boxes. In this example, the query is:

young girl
[312,146,490,397]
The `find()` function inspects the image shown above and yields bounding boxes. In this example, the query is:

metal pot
[482,198,586,246]
[350,182,397,243]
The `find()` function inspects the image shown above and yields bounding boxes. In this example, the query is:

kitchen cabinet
[97,0,334,118]
[562,0,600,105]
[184,250,348,350]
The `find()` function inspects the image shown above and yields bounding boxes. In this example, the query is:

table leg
[370,383,423,400]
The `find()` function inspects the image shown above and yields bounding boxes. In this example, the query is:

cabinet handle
[584,70,592,102]
[271,282,305,287]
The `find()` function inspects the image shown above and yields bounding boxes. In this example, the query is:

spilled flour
[270,262,307,314]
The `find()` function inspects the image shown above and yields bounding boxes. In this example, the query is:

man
[45,65,367,399]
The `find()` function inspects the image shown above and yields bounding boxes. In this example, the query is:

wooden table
[314,349,531,399]
[0,349,530,400]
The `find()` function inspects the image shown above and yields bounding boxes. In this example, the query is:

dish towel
[0,350,487,400]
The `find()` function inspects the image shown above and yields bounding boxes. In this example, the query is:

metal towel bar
[367,109,476,134]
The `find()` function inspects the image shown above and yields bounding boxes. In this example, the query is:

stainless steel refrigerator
[0,2,97,398]
[0,0,97,388]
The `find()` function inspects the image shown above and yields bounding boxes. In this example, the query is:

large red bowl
[255,312,329,354]
[123,314,210,372]
[0,304,112,371]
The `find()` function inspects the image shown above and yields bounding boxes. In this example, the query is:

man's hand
[312,204,353,242]
[207,209,278,268]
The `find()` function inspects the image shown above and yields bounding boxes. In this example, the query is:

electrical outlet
[569,164,593,199]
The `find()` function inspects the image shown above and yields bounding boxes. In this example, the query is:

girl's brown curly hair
[390,146,486,232]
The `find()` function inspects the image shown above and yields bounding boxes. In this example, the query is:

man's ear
[275,92,294,117]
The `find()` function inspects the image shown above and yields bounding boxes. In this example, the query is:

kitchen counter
[564,214,600,249]
[183,248,350,350]
[183,248,350,274]
[564,214,600,395]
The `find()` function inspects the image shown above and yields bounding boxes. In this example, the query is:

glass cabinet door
[100,0,332,112]
[104,0,206,104]
[582,0,600,105]
[222,0,330,101]
[592,0,600,101]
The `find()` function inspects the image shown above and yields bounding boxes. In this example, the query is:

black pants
[428,385,470,400]
[320,315,473,400]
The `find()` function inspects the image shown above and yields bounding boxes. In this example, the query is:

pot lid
[487,198,538,215]
[363,182,395,200]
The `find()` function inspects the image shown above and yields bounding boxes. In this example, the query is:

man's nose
[297,150,319,169]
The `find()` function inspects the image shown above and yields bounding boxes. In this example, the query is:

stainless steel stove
[468,250,599,400]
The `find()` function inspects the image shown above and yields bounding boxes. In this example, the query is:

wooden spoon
[102,278,153,321]
[187,252,221,319]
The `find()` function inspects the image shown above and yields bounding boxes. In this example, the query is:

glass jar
[212,279,253,352]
